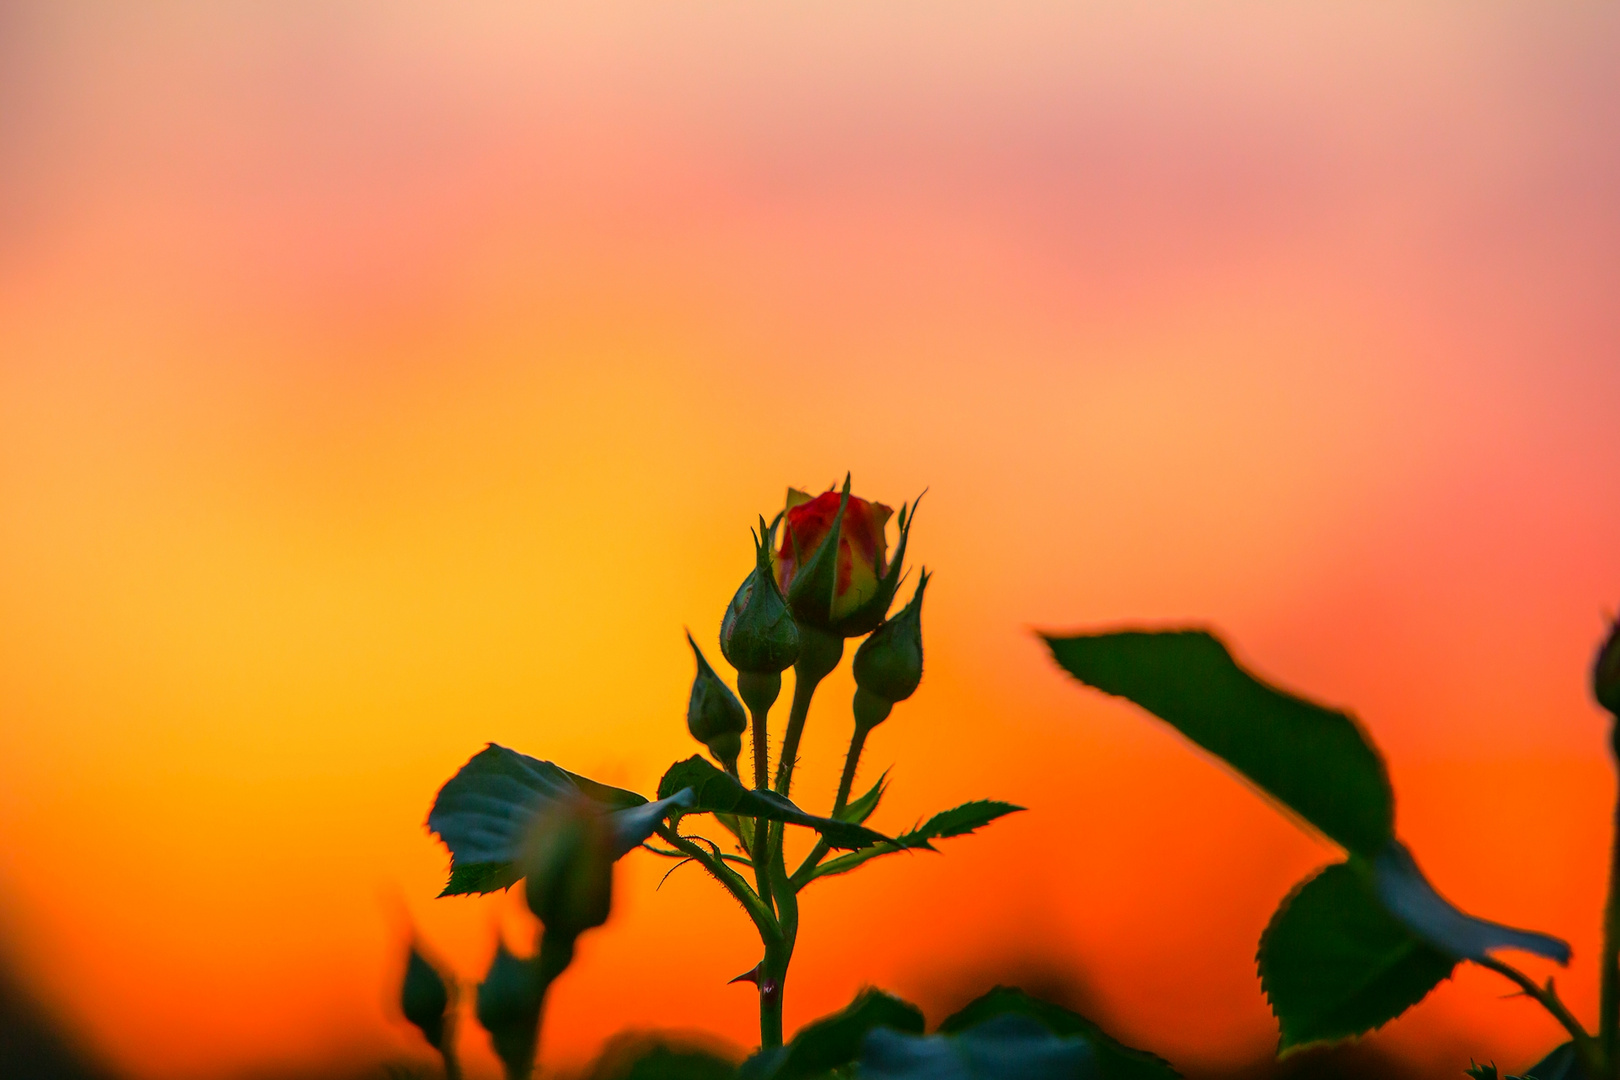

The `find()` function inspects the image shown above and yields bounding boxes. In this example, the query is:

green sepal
[833,492,922,639]
[739,988,924,1080]
[938,986,1179,1080]
[837,769,890,824]
[657,756,889,850]
[1258,859,1456,1052]
[1043,629,1393,858]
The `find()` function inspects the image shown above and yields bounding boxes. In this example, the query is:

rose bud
[1595,617,1620,717]
[720,518,800,675]
[476,938,546,1080]
[685,632,748,773]
[520,795,616,940]
[401,943,451,1052]
[853,571,929,712]
[774,476,920,639]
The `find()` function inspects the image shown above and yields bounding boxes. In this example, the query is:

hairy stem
[738,672,782,910]
[653,825,779,945]
[831,723,872,819]
[774,627,843,797]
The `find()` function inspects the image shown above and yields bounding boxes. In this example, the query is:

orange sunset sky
[1,3,1618,1078]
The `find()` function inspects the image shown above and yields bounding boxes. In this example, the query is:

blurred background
[1,2,1617,1078]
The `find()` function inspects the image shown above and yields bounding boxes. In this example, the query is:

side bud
[401,943,451,1052]
[686,632,748,772]
[520,796,615,940]
[476,939,546,1080]
[853,571,929,708]
[721,518,800,674]
[1596,617,1620,717]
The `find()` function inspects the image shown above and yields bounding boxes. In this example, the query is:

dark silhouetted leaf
[587,1036,739,1080]
[1373,842,1569,964]
[1259,860,1456,1051]
[658,756,888,850]
[897,801,1024,850]
[1464,1065,1500,1080]
[429,744,694,897]
[861,1014,1098,1080]
[740,988,924,1080]
[939,987,1179,1080]
[1043,630,1393,858]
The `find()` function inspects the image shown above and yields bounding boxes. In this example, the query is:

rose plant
[399,478,1183,1080]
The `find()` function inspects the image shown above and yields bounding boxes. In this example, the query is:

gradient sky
[1,3,1618,1078]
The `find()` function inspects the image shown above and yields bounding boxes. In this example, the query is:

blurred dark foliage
[0,949,118,1080]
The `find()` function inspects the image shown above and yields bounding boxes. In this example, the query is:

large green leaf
[1043,630,1393,858]
[740,988,924,1080]
[859,1015,1097,1080]
[658,756,889,850]
[1259,860,1456,1051]
[939,987,1179,1080]
[429,744,694,897]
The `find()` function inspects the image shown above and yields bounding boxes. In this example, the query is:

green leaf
[1372,842,1569,964]
[1258,860,1456,1051]
[838,770,890,824]
[1465,1065,1501,1080]
[1043,629,1393,858]
[860,1015,1098,1080]
[897,801,1025,850]
[939,987,1179,1080]
[658,756,889,850]
[429,744,694,897]
[442,861,521,897]
[1522,1042,1583,1080]
[740,988,924,1080]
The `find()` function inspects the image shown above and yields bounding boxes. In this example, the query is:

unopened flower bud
[774,476,920,638]
[476,939,545,1080]
[686,632,747,771]
[401,943,450,1051]
[853,571,929,707]
[520,796,615,939]
[1596,618,1620,717]
[721,520,800,674]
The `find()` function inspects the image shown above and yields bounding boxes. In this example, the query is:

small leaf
[838,770,890,824]
[658,756,888,850]
[1522,1042,1583,1080]
[860,1015,1098,1080]
[1372,842,1569,964]
[1465,1064,1501,1080]
[429,744,694,896]
[1259,860,1456,1051]
[740,988,924,1080]
[897,801,1025,850]
[1043,630,1393,858]
[939,987,1179,1080]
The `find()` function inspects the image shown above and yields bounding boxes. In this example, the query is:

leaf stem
[1476,955,1599,1074]
[653,824,779,944]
